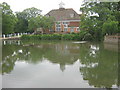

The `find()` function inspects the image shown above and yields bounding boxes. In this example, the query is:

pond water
[2,40,118,88]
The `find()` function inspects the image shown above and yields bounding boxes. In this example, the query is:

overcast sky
[0,0,83,15]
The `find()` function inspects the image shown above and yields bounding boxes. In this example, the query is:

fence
[1,33,30,39]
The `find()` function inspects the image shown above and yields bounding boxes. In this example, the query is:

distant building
[45,1,81,34]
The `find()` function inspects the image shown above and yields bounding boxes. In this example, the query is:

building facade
[45,2,81,34]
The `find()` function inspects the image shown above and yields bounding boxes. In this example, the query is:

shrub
[62,34,73,40]
[83,33,93,41]
[21,32,94,41]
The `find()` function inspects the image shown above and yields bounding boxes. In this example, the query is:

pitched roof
[45,8,80,21]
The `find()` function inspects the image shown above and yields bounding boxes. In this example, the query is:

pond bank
[1,36,21,40]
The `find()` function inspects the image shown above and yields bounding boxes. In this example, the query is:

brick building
[45,1,81,34]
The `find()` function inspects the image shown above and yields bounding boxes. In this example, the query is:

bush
[21,32,94,41]
[62,34,73,40]
[52,34,61,40]
[21,35,41,40]
[83,33,93,41]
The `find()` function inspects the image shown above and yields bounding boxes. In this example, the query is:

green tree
[40,16,55,30]
[14,12,28,33]
[80,1,120,41]
[14,7,42,33]
[102,18,118,35]
[21,7,42,19]
[28,16,55,32]
[28,16,41,32]
[1,2,17,34]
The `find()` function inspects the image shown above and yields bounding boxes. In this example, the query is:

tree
[40,16,55,30]
[14,12,28,33]
[80,1,120,41]
[28,16,55,32]
[102,19,118,35]
[1,2,17,34]
[14,7,42,33]
[28,16,41,32]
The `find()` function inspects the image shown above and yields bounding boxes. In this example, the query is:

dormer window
[70,14,74,18]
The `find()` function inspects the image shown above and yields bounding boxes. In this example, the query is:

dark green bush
[83,33,93,41]
[62,34,73,40]
[21,32,94,41]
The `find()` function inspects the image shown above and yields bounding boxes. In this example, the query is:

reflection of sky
[0,75,2,89]
[2,59,93,88]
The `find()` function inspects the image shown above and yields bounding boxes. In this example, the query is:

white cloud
[0,0,83,15]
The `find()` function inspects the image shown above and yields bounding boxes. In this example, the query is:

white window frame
[64,28,68,32]
[56,27,61,32]
[70,27,74,32]
[77,27,80,31]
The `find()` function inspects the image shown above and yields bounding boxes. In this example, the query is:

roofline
[45,8,80,15]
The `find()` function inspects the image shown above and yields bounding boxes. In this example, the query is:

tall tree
[14,7,42,33]
[80,1,120,41]
[28,16,55,32]
[14,12,28,33]
[1,2,17,34]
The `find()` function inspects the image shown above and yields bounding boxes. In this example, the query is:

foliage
[1,2,17,34]
[102,18,118,35]
[14,17,28,33]
[28,16,41,32]
[40,16,55,30]
[14,7,42,33]
[21,33,93,41]
[80,1,120,41]
[16,7,42,20]
[28,16,55,32]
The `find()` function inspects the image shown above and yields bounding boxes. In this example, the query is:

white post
[18,33,19,37]
[3,34,5,38]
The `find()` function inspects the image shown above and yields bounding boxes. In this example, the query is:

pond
[2,40,118,88]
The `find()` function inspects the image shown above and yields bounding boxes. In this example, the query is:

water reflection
[2,40,118,88]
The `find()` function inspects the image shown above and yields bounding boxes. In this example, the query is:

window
[56,28,61,32]
[64,24,67,27]
[70,27,74,32]
[70,14,74,18]
[63,22,68,25]
[64,28,68,32]
[56,24,61,27]
[77,27,80,31]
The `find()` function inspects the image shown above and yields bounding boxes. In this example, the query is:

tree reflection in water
[2,40,118,88]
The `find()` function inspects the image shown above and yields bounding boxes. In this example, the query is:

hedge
[21,33,93,41]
